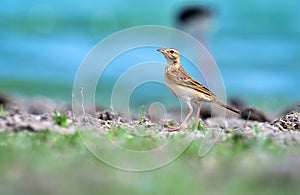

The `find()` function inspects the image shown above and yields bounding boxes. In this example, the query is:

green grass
[53,110,69,127]
[0,129,299,195]
[0,104,7,117]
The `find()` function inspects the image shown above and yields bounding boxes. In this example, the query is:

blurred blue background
[1,0,299,112]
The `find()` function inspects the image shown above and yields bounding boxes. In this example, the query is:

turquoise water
[1,0,299,111]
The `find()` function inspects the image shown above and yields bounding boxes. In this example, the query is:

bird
[157,48,241,131]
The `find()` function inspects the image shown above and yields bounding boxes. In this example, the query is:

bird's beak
[157,49,165,54]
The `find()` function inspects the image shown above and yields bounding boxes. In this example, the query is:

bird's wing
[176,66,216,98]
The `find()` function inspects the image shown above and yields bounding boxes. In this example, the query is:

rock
[2,94,300,148]
[0,93,12,107]
[138,116,155,128]
[280,103,300,116]
[24,97,63,115]
[97,110,116,121]
[241,108,270,122]
[228,97,247,110]
[200,106,212,119]
[271,111,300,131]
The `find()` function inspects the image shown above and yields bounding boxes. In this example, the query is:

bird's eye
[170,50,174,54]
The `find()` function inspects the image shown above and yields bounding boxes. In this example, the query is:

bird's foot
[167,125,186,131]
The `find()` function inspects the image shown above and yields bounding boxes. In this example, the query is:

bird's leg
[168,101,193,131]
[195,103,201,126]
[182,101,193,125]
[194,103,206,130]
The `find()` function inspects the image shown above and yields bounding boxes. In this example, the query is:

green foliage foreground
[0,130,299,195]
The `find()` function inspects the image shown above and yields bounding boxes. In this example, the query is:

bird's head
[157,48,180,64]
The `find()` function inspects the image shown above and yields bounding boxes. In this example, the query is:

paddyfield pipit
[157,48,241,131]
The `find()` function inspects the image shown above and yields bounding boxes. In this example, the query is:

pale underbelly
[167,83,212,103]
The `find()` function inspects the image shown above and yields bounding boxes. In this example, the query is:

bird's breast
[164,71,198,102]
[164,66,213,103]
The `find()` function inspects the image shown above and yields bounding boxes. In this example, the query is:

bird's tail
[213,100,241,114]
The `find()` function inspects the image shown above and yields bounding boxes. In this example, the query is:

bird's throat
[167,59,181,68]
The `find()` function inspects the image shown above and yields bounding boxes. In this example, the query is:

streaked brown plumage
[157,48,240,131]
